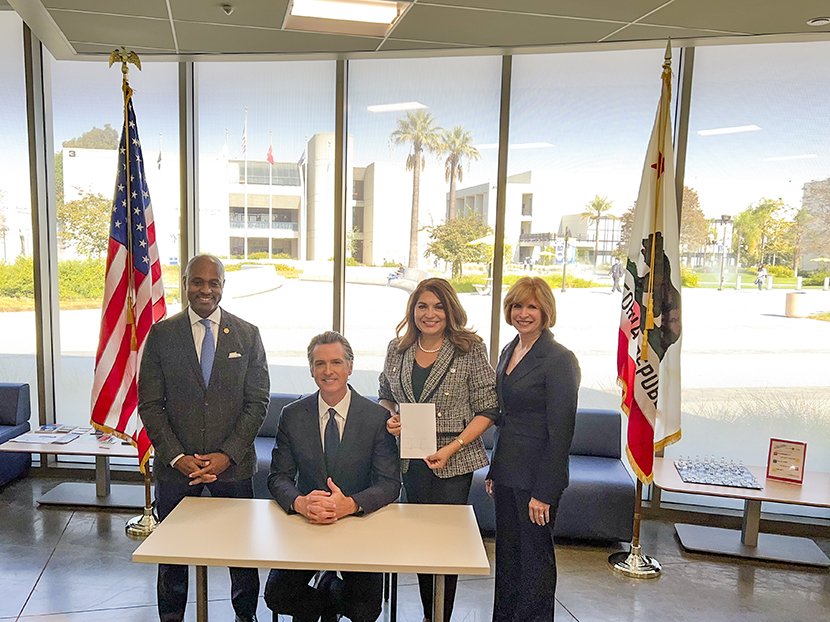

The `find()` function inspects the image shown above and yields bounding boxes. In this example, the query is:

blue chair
[0,383,32,486]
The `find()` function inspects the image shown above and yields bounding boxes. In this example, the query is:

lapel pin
[223,328,230,334]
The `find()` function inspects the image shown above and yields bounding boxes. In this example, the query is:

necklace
[418,337,442,353]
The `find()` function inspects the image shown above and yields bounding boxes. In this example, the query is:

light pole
[717,215,732,291]
[561,227,571,293]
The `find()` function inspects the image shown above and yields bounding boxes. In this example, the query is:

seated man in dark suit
[264,331,400,622]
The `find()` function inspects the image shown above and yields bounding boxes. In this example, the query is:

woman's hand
[424,444,454,470]
[485,479,495,498]
[528,497,550,526]
[386,414,401,437]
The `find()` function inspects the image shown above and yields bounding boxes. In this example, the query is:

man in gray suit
[264,331,399,622]
[139,254,270,622]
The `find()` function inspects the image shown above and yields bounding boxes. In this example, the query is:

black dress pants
[403,460,474,621]
[492,485,560,622]
[155,477,260,622]
[264,568,383,622]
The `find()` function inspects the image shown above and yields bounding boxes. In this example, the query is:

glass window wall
[197,61,336,395]
[50,56,180,426]
[0,12,38,420]
[346,56,502,395]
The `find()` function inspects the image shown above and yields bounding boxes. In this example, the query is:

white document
[399,403,437,459]
[10,433,60,444]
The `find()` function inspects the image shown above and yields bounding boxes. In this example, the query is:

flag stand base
[125,466,156,540]
[608,544,662,579]
[126,506,158,540]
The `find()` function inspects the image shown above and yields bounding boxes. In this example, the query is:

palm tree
[437,125,480,221]
[390,110,442,268]
[581,195,614,273]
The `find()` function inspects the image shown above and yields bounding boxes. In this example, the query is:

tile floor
[1,477,828,621]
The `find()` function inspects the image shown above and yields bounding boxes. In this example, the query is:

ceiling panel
[604,23,745,44]
[70,41,176,55]
[175,21,381,54]
[44,0,169,19]
[644,0,830,35]
[379,37,474,51]
[169,0,290,31]
[391,5,620,46]
[49,11,175,50]
[420,0,666,22]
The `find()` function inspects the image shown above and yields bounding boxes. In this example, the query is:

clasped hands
[386,414,454,471]
[174,452,231,485]
[294,478,358,524]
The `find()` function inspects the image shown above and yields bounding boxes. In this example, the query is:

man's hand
[187,452,231,485]
[295,490,337,524]
[173,455,209,481]
[326,478,358,519]
[293,479,357,524]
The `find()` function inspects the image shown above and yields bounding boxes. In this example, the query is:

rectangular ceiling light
[367,101,427,112]
[285,0,406,37]
[762,154,818,162]
[697,125,762,136]
[291,0,399,24]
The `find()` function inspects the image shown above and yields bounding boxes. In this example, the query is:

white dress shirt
[318,389,351,451]
[188,306,221,361]
[172,307,222,467]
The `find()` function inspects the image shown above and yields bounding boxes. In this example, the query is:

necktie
[324,408,340,473]
[200,318,215,387]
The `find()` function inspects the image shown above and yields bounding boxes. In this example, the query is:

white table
[0,433,147,509]
[132,498,491,622]
[653,457,830,567]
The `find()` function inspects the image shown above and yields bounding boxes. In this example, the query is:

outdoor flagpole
[243,107,249,258]
[109,47,158,539]
[609,39,674,579]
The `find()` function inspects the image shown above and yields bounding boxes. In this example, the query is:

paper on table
[399,403,437,459]
[10,433,60,444]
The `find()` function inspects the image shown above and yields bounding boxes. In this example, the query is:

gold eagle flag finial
[109,47,142,80]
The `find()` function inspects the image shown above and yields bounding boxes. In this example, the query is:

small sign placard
[766,438,806,484]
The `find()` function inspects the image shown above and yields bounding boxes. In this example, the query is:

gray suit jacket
[378,337,498,478]
[268,388,400,515]
[138,307,270,482]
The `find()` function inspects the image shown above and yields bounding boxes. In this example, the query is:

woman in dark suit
[486,276,580,622]
[379,277,498,622]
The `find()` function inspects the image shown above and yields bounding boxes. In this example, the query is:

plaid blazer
[378,337,498,478]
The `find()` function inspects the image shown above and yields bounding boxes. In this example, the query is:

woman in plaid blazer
[379,277,498,622]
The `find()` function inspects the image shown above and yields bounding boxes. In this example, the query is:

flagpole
[109,48,158,539]
[111,48,139,353]
[243,107,249,258]
[609,39,676,579]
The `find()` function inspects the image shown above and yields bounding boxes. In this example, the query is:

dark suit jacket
[138,307,270,482]
[268,388,400,515]
[487,330,580,505]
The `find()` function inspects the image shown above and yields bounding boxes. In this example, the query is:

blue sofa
[255,395,634,542]
[0,383,32,487]
[469,408,635,541]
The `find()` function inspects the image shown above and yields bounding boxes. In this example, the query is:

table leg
[196,566,208,622]
[390,573,397,622]
[95,455,111,497]
[432,574,445,622]
[741,499,761,547]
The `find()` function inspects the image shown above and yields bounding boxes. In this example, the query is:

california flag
[617,47,682,485]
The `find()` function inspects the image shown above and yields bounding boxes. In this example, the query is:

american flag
[91,85,166,472]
